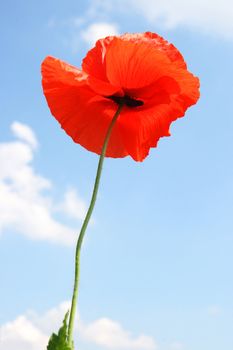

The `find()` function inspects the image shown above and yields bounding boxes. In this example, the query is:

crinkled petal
[106,37,171,89]
[42,56,88,87]
[82,37,112,80]
[121,32,187,68]
[117,103,180,161]
[168,66,200,109]
[87,76,123,96]
[69,98,127,158]
[82,37,123,96]
[135,69,199,111]
[41,31,200,162]
[41,56,127,158]
[117,73,199,162]
[127,76,181,108]
[42,56,92,127]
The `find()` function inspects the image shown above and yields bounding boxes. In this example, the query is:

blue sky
[1,1,233,349]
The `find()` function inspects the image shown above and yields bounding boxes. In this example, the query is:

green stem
[67,102,124,346]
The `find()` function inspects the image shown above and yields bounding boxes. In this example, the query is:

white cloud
[0,302,70,350]
[69,21,119,53]
[80,317,157,349]
[28,301,71,335]
[0,315,48,350]
[0,122,87,246]
[81,22,119,47]
[0,302,157,350]
[11,121,38,149]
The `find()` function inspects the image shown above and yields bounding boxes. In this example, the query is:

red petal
[87,76,123,96]
[106,37,171,90]
[41,56,127,158]
[82,37,111,80]
[127,76,181,107]
[42,56,88,88]
[117,103,181,162]
[134,32,187,68]
[117,73,199,161]
[70,99,127,158]
[41,31,200,162]
[82,37,124,96]
[41,56,92,126]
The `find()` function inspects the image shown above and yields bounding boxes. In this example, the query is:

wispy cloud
[57,0,233,43]
[11,121,38,150]
[0,122,86,246]
[46,0,119,52]
[0,302,157,350]
[126,0,233,39]
[56,188,87,221]
[47,0,233,57]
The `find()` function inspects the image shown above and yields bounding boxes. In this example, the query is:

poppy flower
[41,32,200,161]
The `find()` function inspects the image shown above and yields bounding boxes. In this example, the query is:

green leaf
[47,311,74,350]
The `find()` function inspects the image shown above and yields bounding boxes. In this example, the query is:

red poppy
[41,32,200,161]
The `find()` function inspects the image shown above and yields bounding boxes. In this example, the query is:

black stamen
[107,95,144,108]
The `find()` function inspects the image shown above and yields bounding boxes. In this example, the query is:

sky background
[0,1,233,349]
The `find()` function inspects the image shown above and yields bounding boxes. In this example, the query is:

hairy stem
[67,102,124,346]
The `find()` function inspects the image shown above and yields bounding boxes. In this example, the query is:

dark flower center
[107,94,144,108]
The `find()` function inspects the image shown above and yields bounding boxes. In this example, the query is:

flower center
[107,95,144,108]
